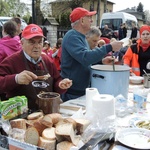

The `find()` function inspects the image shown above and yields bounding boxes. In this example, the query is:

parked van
[0,16,27,38]
[100,12,138,38]
[0,16,27,30]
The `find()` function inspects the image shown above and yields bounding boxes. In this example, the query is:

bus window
[101,19,122,30]
[126,20,134,30]
[112,19,122,30]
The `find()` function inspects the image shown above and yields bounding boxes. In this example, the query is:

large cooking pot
[91,65,130,98]
[143,74,150,88]
[37,92,62,114]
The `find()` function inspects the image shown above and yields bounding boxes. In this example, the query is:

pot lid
[91,65,130,72]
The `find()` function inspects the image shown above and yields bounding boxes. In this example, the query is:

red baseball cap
[22,24,44,39]
[70,7,97,23]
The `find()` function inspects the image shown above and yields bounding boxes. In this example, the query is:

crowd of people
[0,7,150,109]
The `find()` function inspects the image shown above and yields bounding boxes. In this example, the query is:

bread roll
[38,136,56,150]
[56,141,74,150]
[27,112,43,120]
[42,127,56,140]
[10,118,26,130]
[24,127,39,146]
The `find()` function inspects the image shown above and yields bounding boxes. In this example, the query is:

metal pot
[37,92,62,114]
[91,65,130,98]
[143,74,150,88]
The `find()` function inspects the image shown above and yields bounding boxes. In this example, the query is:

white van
[0,16,27,30]
[100,12,138,38]
[0,16,28,38]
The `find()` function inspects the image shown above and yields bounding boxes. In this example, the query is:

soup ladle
[143,69,150,77]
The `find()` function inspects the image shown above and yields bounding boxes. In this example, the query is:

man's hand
[110,41,123,52]
[102,56,118,65]
[59,78,72,89]
[16,70,37,85]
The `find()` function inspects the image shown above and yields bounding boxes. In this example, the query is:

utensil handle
[112,52,115,71]
[92,74,105,79]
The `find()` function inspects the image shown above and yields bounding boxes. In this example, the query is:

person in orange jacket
[123,25,150,76]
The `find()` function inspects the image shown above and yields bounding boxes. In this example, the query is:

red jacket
[53,47,62,71]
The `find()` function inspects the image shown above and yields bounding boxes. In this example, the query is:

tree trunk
[35,0,44,25]
[104,0,107,13]
[96,0,101,26]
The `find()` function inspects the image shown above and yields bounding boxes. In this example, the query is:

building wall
[81,1,113,26]
[51,0,114,26]
[41,25,58,47]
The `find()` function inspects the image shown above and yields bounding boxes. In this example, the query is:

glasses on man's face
[27,39,43,46]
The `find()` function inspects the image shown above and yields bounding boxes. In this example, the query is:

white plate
[116,128,150,149]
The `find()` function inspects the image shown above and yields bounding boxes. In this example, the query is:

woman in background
[42,40,54,62]
[0,20,22,63]
[123,25,150,76]
[0,20,22,100]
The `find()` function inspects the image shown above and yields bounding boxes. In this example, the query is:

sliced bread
[48,113,62,125]
[40,114,53,127]
[74,118,90,134]
[27,112,43,120]
[63,118,76,130]
[10,118,26,130]
[38,136,56,150]
[24,127,39,146]
[42,127,56,140]
[55,122,77,145]
[33,118,47,136]
[56,141,74,150]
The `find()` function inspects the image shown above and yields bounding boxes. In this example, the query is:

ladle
[112,52,115,71]
[143,69,150,77]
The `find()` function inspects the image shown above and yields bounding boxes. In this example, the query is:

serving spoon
[143,69,150,77]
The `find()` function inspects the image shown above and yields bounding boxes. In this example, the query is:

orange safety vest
[123,43,140,76]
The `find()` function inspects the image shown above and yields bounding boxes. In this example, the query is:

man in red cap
[0,24,72,110]
[61,7,123,101]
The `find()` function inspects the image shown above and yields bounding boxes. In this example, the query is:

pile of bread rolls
[9,112,90,150]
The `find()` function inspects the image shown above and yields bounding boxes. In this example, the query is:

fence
[57,27,71,39]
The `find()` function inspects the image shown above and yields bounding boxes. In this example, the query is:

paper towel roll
[92,94,115,122]
[85,88,99,116]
